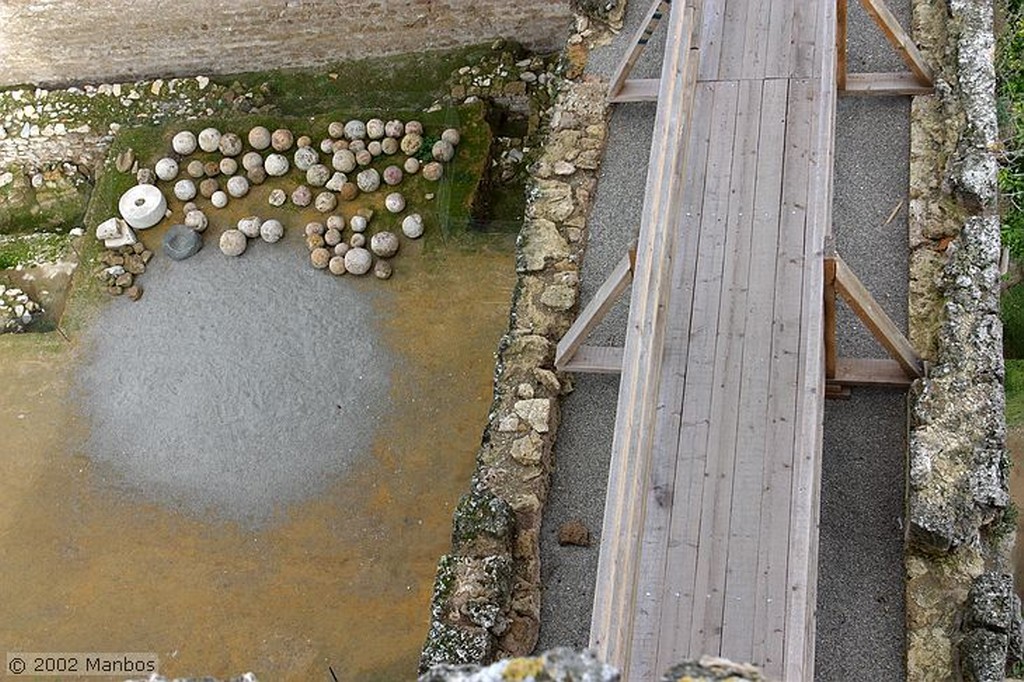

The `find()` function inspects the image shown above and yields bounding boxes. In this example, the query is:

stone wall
[0,0,573,88]
[906,0,1024,678]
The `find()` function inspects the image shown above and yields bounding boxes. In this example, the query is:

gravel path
[75,230,392,527]
[537,2,912,677]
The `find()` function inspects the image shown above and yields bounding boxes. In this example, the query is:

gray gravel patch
[76,231,392,527]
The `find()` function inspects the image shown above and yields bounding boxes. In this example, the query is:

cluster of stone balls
[299,210,425,279]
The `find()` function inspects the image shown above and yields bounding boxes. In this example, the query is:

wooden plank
[697,0,726,81]
[841,71,934,96]
[626,75,714,681]
[792,0,824,77]
[562,345,624,374]
[608,0,672,100]
[555,252,634,370]
[717,0,753,79]
[830,357,915,387]
[833,255,923,377]
[718,77,788,663]
[837,0,848,90]
[609,78,661,103]
[589,0,702,670]
[858,0,934,85]
[741,0,773,79]
[824,258,837,379]
[764,0,795,79]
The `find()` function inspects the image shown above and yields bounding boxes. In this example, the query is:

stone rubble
[0,285,44,333]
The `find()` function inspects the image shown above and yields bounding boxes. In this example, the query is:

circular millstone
[118,184,167,230]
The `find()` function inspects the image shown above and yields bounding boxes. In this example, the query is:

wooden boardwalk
[587,0,838,678]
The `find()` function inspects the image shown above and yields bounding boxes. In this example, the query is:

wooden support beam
[610,78,661,103]
[831,255,924,378]
[608,0,672,101]
[858,0,934,85]
[562,345,625,374]
[824,258,837,380]
[829,357,916,388]
[837,0,848,90]
[555,251,635,371]
[841,72,934,96]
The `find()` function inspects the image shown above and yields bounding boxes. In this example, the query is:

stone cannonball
[210,190,229,209]
[441,128,461,146]
[219,132,243,157]
[260,219,284,243]
[271,128,294,152]
[348,139,366,153]
[339,182,359,201]
[385,119,405,138]
[119,184,167,229]
[385,192,406,214]
[422,161,444,181]
[296,135,312,148]
[350,215,368,233]
[374,259,393,280]
[370,230,400,258]
[219,229,247,256]
[401,213,424,239]
[186,160,205,178]
[172,130,197,155]
[333,149,356,173]
[405,120,424,136]
[404,157,421,174]
[315,191,337,213]
[237,215,262,239]
[305,222,326,237]
[355,149,373,167]
[319,138,335,154]
[381,138,399,156]
[383,165,403,186]
[199,178,219,198]
[334,242,350,257]
[311,248,331,269]
[328,121,345,139]
[349,233,366,248]
[356,168,380,193]
[226,175,249,198]
[367,141,382,157]
[306,234,325,251]
[248,126,272,150]
[326,215,345,232]
[264,153,289,177]
[294,146,318,171]
[219,157,238,176]
[326,172,347,191]
[198,127,221,153]
[344,120,367,141]
[155,157,179,181]
[247,167,267,185]
[183,201,198,214]
[400,133,423,156]
[332,139,349,152]
[324,228,342,247]
[184,209,208,233]
[366,118,385,140]
[242,151,264,172]
[204,161,221,177]
[306,164,331,187]
[291,185,312,207]
[173,178,197,201]
[268,188,287,207]
[344,247,372,275]
[329,256,346,275]
[432,140,455,163]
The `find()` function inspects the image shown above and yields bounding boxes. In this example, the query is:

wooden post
[824,258,837,380]
[837,0,848,91]
[555,251,635,370]
[608,0,672,100]
[858,0,934,85]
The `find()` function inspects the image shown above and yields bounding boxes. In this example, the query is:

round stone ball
[219,132,243,157]
[339,182,359,201]
[349,139,366,153]
[315,191,337,213]
[344,120,367,141]
[366,118,385,140]
[174,178,197,201]
[402,213,424,239]
[271,128,294,152]
[368,141,383,157]
[385,192,406,214]
[248,126,271,150]
[344,247,372,275]
[183,201,198,214]
[350,215,368,233]
[219,157,238,176]
[155,157,179,181]
[432,139,455,162]
[242,151,264,172]
[356,168,381,193]
[291,185,312,207]
[204,161,221,177]
[219,229,247,256]
[268,188,287,207]
[294,146,318,171]
[355,149,373,167]
[370,230,400,258]
[327,215,345,232]
[211,190,229,209]
[324,228,342,247]
[305,222,325,237]
[187,160,205,178]
[442,128,461,146]
[319,138,335,154]
[199,178,219,198]
[332,139,349,152]
[400,133,423,156]
[172,130,197,155]
[198,127,221,153]
[247,167,267,185]
[374,259,393,280]
[328,121,345,139]
[350,233,366,248]
[311,248,331,269]
[297,135,312,148]
[422,161,444,181]
[381,138,399,155]
[383,165,403,186]
[226,175,249,198]
[185,209,208,233]
[405,120,424,136]
[385,120,404,138]
[264,153,289,177]
[404,157,421,174]
[333,149,356,173]
[334,242,350,257]
[306,234,325,251]
[237,215,262,239]
[329,256,347,275]
[326,172,347,191]
[306,164,330,187]
[260,219,284,243]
